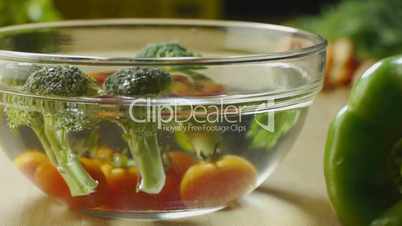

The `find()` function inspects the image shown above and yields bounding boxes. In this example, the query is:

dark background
[53,0,340,23]
[223,0,339,21]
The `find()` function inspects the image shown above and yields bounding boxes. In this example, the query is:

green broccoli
[136,43,197,58]
[24,66,100,96]
[104,67,171,96]
[6,65,100,196]
[104,67,171,194]
[6,96,53,160]
[136,42,208,81]
[137,42,220,158]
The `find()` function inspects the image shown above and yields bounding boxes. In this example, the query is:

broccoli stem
[31,126,56,164]
[104,66,171,194]
[79,128,100,157]
[43,114,97,196]
[189,132,219,159]
[176,124,220,159]
[124,128,165,194]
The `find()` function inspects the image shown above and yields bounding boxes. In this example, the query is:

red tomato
[94,146,114,162]
[34,161,69,198]
[87,71,114,85]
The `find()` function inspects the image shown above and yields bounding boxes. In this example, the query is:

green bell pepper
[325,55,402,226]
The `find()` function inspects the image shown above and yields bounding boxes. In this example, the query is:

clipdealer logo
[254,100,275,132]
[128,98,275,133]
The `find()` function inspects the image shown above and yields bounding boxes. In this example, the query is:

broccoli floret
[42,107,99,196]
[104,67,171,96]
[6,97,40,129]
[6,65,100,196]
[5,95,55,162]
[136,42,208,81]
[24,66,99,96]
[104,67,171,194]
[136,42,197,58]
[138,43,220,158]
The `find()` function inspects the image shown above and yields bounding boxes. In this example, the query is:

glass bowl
[0,19,326,220]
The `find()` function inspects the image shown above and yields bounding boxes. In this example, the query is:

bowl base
[80,206,225,220]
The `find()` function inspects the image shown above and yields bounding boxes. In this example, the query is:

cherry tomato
[180,155,257,207]
[34,161,69,199]
[94,145,114,162]
[14,150,47,180]
[87,71,114,85]
[103,166,138,195]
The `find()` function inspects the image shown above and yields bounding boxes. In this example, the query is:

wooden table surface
[0,89,349,226]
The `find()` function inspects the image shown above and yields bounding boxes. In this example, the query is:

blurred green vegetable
[297,0,402,59]
[0,0,60,26]
[247,110,300,150]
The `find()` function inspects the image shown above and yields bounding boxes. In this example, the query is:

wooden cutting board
[0,89,348,226]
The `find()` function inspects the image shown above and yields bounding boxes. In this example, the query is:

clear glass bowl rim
[0,18,326,65]
[0,19,326,106]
